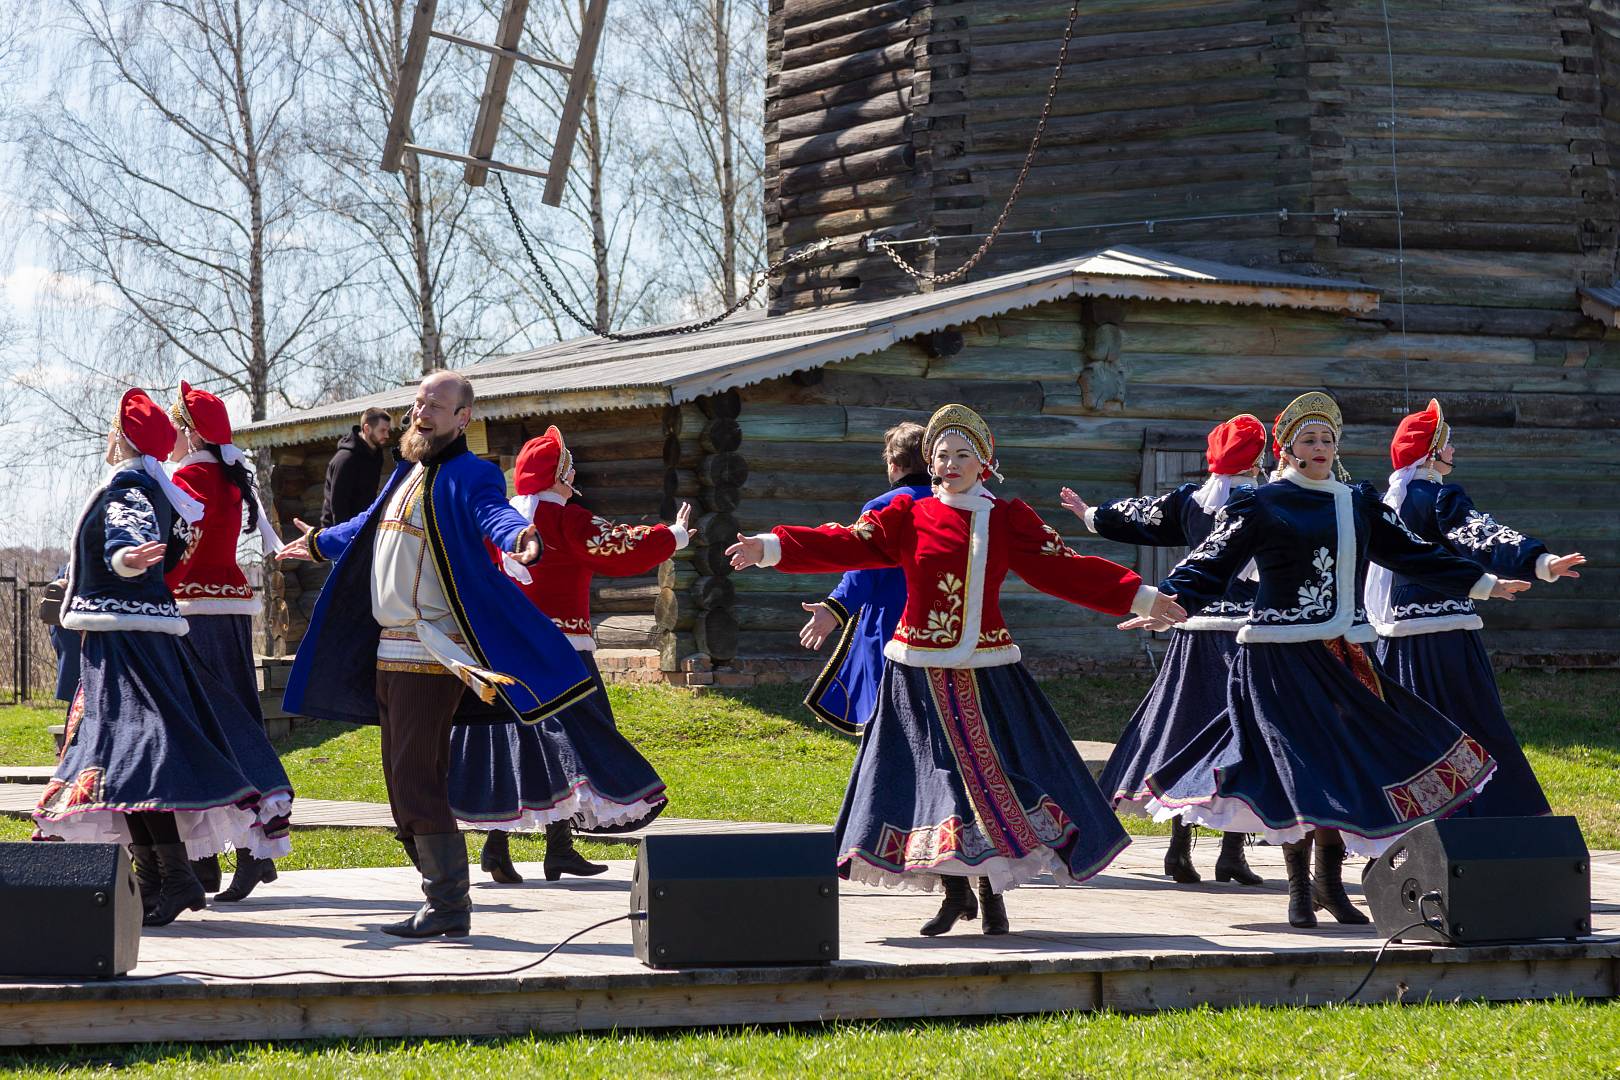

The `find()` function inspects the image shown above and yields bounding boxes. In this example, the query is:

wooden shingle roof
[238,246,1377,449]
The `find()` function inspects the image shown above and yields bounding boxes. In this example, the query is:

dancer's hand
[726,533,764,570]
[1058,487,1090,522]
[1490,578,1531,601]
[1150,592,1188,625]
[275,519,316,562]
[511,524,542,566]
[799,602,837,650]
[114,541,167,572]
[1548,553,1585,580]
[674,501,693,533]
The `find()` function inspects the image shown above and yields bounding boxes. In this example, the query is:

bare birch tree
[299,0,504,376]
[19,0,346,429]
[485,0,667,343]
[631,0,766,309]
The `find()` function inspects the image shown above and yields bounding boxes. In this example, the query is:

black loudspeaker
[631,831,838,968]
[0,842,142,978]
[1361,816,1591,945]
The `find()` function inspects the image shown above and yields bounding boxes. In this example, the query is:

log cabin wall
[729,294,1620,673]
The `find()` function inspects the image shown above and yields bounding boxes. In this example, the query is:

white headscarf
[1365,433,1450,630]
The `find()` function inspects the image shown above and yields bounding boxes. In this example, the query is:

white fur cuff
[1536,554,1557,583]
[1083,506,1098,534]
[1130,584,1160,618]
[669,524,691,551]
[755,532,782,568]
[111,549,144,578]
[1469,573,1498,601]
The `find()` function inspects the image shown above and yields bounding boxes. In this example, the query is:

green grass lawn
[3,1000,1620,1078]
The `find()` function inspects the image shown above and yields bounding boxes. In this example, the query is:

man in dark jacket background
[321,407,392,527]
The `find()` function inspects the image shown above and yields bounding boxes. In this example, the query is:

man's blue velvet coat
[283,437,594,726]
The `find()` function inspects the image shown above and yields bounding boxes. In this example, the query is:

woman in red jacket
[727,404,1185,937]
[448,427,676,883]
[167,382,293,902]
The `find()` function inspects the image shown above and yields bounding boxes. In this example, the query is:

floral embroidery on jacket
[1253,547,1335,625]
[1039,524,1077,558]
[1186,510,1244,563]
[848,513,877,541]
[1392,597,1475,620]
[106,490,159,543]
[1446,509,1525,552]
[1111,494,1165,527]
[1381,505,1426,545]
[584,516,653,557]
[918,573,964,643]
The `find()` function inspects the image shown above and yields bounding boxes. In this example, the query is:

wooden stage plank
[2,838,1617,1045]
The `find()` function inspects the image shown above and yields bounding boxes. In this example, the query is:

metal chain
[496,173,832,342]
[872,0,1083,286]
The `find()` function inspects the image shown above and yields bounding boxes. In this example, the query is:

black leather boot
[978,879,1009,936]
[129,844,160,912]
[191,854,222,893]
[1311,830,1371,925]
[1163,818,1201,884]
[543,820,606,881]
[382,832,471,939]
[145,843,208,927]
[919,875,978,937]
[480,830,523,884]
[214,853,278,903]
[1214,831,1263,886]
[1282,838,1317,929]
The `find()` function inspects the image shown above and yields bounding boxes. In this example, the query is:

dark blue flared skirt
[1128,640,1496,857]
[1376,629,1549,817]
[179,613,295,848]
[34,628,289,859]
[1100,628,1236,805]
[836,660,1130,894]
[446,651,667,833]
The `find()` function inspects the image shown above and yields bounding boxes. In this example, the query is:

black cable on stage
[1339,892,1442,1005]
[113,912,643,984]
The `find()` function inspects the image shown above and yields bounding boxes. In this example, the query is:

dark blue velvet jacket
[1380,478,1550,636]
[60,464,188,636]
[283,437,594,726]
[803,478,933,734]
[1089,482,1258,632]
[1160,471,1490,645]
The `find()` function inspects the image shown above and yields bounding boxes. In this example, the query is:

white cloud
[0,265,122,312]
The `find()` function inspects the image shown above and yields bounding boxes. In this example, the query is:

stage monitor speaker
[0,841,141,978]
[631,831,838,968]
[1361,816,1590,945]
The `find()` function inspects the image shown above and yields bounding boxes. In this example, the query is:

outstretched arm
[1062,486,1191,547]
[1006,500,1183,622]
[727,497,912,575]
[1434,486,1582,584]
[1369,496,1529,602]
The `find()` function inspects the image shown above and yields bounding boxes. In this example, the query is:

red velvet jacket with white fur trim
[506,494,688,651]
[165,453,259,616]
[755,488,1157,669]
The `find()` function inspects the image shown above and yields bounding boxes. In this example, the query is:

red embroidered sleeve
[561,505,677,577]
[1004,499,1143,616]
[771,495,913,574]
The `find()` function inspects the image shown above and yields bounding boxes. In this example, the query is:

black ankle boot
[214,853,278,903]
[1214,831,1263,886]
[383,832,471,939]
[543,820,606,881]
[191,854,222,893]
[145,843,208,927]
[1282,839,1317,929]
[977,879,1009,935]
[1311,833,1371,925]
[480,830,523,884]
[920,875,978,937]
[1164,819,1201,884]
[129,844,160,912]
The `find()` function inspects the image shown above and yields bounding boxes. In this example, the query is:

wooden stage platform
[3,836,1619,1046]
